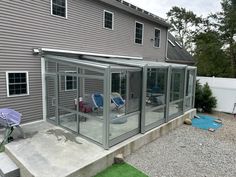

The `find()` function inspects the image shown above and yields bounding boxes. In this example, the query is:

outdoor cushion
[113,97,125,106]
[93,94,103,108]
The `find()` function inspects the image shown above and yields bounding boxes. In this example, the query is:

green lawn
[94,163,148,177]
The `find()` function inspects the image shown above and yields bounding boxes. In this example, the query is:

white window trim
[134,21,144,45]
[50,0,68,19]
[103,10,114,30]
[6,71,30,98]
[65,71,77,91]
[153,28,161,48]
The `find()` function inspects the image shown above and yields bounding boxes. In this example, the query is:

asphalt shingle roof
[167,33,195,65]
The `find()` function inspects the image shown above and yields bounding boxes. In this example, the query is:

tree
[195,81,217,113]
[167,6,202,53]
[194,31,231,77]
[218,0,236,77]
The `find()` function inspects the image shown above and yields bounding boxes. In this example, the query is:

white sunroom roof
[45,54,196,70]
[81,56,193,69]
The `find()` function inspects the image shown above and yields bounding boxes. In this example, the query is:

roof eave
[165,57,195,65]
[98,0,171,28]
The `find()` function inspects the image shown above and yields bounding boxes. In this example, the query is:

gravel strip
[126,113,236,177]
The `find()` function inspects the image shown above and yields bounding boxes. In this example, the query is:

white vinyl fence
[197,77,236,114]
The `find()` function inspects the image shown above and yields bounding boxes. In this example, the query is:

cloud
[125,0,222,18]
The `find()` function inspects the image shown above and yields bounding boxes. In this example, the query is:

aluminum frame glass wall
[44,55,196,149]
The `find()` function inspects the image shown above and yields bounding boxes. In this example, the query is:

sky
[125,0,222,19]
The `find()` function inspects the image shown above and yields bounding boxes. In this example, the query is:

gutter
[38,48,143,60]
[165,57,195,65]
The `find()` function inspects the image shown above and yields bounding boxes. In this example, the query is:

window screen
[104,11,113,29]
[52,0,66,18]
[65,72,77,91]
[8,72,28,96]
[135,22,143,44]
[154,28,161,47]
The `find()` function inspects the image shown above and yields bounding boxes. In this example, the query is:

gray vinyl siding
[0,0,168,123]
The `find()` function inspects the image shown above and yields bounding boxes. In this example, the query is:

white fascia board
[41,48,143,60]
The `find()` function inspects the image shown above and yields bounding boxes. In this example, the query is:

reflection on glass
[145,107,165,126]
[169,101,183,116]
[79,77,104,144]
[80,116,103,144]
[46,76,56,122]
[46,61,56,73]
[185,70,194,110]
[59,109,77,132]
[169,69,185,117]
[145,68,167,127]
[109,71,141,140]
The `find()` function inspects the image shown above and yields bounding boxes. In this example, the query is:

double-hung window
[65,72,77,91]
[103,10,114,30]
[51,0,67,18]
[154,28,161,48]
[6,72,29,97]
[135,22,144,44]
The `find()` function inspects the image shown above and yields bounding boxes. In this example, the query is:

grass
[94,163,148,177]
[0,142,5,153]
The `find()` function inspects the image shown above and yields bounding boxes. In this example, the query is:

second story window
[154,28,161,48]
[135,22,144,44]
[51,0,67,18]
[103,10,114,30]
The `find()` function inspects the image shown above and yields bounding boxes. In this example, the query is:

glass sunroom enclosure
[44,55,196,149]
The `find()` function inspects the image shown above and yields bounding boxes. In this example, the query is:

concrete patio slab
[3,109,196,177]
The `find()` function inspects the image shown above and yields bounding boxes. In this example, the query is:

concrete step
[0,152,20,177]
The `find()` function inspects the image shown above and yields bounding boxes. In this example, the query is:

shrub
[195,80,217,113]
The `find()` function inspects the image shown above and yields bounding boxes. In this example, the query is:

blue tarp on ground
[192,115,222,130]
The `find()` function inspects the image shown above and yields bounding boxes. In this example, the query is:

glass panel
[112,72,127,99]
[59,75,77,111]
[80,116,103,144]
[145,107,165,126]
[46,76,56,122]
[145,68,168,127]
[8,73,28,96]
[169,68,185,117]
[135,22,143,44]
[186,70,194,97]
[185,97,192,109]
[58,63,77,73]
[127,71,141,114]
[104,11,113,29]
[169,101,183,116]
[109,70,141,141]
[84,69,104,76]
[46,61,56,73]
[185,70,195,110]
[59,109,77,132]
[52,0,66,17]
[79,77,104,144]
[154,29,161,47]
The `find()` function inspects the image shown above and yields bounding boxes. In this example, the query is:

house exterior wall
[0,0,168,123]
